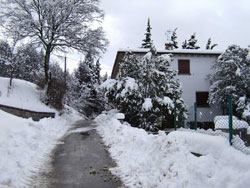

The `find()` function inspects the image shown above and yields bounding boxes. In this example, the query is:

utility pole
[64,56,67,90]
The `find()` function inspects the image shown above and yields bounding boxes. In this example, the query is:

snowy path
[40,120,123,188]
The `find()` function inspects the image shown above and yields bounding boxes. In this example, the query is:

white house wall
[170,54,222,123]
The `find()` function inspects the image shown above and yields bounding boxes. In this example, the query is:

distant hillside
[0,77,54,112]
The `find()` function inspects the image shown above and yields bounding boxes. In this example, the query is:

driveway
[36,119,123,188]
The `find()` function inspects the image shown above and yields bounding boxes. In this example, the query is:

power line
[53,53,112,70]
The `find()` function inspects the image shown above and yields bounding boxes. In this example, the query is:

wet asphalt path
[48,119,123,188]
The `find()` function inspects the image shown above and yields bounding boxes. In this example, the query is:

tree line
[141,18,218,50]
[0,0,108,114]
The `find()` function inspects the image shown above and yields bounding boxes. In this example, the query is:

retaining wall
[0,104,55,121]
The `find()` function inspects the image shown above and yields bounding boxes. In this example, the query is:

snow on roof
[117,48,223,55]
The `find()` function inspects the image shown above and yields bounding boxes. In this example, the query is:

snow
[142,98,152,111]
[215,119,249,129]
[0,77,83,187]
[0,77,54,112]
[243,103,250,118]
[214,115,249,130]
[0,109,82,188]
[236,67,241,76]
[114,113,125,120]
[69,127,94,134]
[118,48,222,55]
[95,111,250,188]
[120,77,138,97]
[214,115,238,123]
[162,96,173,106]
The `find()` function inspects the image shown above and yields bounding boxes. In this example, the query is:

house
[111,48,223,129]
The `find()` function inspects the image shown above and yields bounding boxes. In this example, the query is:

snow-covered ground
[96,111,250,188]
[0,77,82,187]
[0,77,54,112]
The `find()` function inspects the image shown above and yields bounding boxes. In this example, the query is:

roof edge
[117,48,223,55]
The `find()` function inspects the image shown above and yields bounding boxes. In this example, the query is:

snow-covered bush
[102,48,187,131]
[209,45,250,119]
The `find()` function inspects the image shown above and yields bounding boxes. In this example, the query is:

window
[196,92,209,107]
[178,59,190,74]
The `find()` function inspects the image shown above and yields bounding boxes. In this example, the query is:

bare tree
[0,0,108,84]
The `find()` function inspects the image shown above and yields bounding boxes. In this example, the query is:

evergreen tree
[206,38,218,50]
[182,40,188,49]
[94,58,101,85]
[141,18,153,48]
[165,28,178,49]
[184,33,200,49]
[0,40,11,77]
[72,52,104,117]
[102,48,187,131]
[209,45,250,118]
[101,72,108,83]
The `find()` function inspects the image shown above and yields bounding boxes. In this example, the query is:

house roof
[111,48,222,78]
[117,48,223,55]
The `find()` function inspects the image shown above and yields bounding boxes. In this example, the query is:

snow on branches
[209,45,250,119]
[102,48,187,131]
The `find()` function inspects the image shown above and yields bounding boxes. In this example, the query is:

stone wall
[0,104,55,121]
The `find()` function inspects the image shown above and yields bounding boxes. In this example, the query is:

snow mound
[0,77,54,112]
[96,111,250,188]
[0,109,81,188]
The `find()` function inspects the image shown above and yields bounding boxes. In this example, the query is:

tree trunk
[44,45,51,84]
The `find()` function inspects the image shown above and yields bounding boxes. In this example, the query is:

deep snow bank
[95,111,250,188]
[0,77,54,112]
[0,109,81,188]
[0,77,82,187]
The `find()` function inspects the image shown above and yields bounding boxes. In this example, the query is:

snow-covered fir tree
[72,52,104,117]
[206,38,218,50]
[165,28,178,49]
[141,18,153,48]
[0,40,11,77]
[102,47,187,131]
[94,58,101,85]
[182,40,188,49]
[209,45,250,118]
[183,33,200,49]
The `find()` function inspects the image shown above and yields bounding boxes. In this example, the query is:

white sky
[96,0,250,76]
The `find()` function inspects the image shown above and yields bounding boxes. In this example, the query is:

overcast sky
[98,0,250,75]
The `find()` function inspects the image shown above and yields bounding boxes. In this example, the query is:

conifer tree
[183,33,200,49]
[209,45,250,118]
[182,40,188,49]
[94,58,101,84]
[141,18,153,48]
[206,38,218,50]
[102,48,187,130]
[165,28,178,49]
[72,52,104,117]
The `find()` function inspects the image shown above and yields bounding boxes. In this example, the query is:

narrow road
[48,119,123,188]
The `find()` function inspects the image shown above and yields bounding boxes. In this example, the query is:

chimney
[165,43,173,50]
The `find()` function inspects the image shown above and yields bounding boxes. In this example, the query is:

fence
[173,96,250,153]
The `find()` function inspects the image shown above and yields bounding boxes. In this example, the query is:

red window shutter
[178,60,190,74]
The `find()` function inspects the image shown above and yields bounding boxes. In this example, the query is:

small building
[111,48,223,129]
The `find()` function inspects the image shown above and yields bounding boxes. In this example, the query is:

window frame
[196,92,210,107]
[178,59,190,75]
